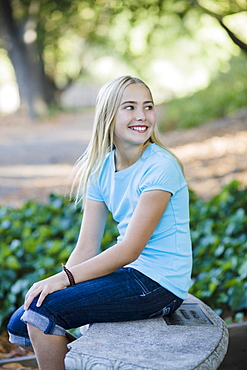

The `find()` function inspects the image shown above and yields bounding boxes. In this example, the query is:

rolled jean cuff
[9,332,32,348]
[21,309,66,336]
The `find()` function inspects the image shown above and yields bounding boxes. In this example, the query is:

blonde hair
[71,76,183,206]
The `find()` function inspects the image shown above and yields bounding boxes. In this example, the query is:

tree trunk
[0,0,56,118]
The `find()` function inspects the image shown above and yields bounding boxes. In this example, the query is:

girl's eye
[125,105,134,110]
[145,105,153,110]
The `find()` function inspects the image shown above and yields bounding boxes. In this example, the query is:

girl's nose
[135,109,146,121]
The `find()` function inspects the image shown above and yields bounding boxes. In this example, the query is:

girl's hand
[24,272,68,310]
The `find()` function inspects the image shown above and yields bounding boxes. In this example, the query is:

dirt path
[0,108,247,206]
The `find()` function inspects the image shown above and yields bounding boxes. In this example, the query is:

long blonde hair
[71,76,183,206]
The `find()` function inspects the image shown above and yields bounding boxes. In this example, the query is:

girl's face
[113,83,156,149]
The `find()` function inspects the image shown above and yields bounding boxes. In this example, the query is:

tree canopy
[0,0,246,117]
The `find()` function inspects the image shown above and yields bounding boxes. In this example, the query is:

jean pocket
[129,269,151,296]
[148,298,183,319]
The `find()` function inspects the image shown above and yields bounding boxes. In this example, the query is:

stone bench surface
[65,294,228,370]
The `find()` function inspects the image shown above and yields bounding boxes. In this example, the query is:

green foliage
[0,195,118,330]
[1,181,247,330]
[189,180,247,317]
[160,54,247,130]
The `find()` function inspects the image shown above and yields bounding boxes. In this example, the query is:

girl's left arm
[24,190,171,309]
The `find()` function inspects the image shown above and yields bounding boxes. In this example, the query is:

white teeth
[130,126,147,132]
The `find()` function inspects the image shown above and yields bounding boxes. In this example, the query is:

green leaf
[239,260,247,280]
[228,284,247,311]
[5,255,20,269]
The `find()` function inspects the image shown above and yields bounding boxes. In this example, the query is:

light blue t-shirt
[87,143,192,299]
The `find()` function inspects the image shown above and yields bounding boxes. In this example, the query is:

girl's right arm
[66,199,108,268]
[24,199,108,310]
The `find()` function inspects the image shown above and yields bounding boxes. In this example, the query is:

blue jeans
[8,268,183,347]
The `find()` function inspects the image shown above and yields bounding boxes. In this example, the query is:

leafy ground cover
[189,181,247,322]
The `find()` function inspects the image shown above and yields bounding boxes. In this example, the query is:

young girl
[8,76,192,370]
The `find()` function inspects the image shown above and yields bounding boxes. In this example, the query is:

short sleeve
[139,156,182,195]
[86,178,104,202]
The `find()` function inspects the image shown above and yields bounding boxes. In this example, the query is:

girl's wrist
[61,270,70,287]
[61,264,76,287]
[55,270,71,288]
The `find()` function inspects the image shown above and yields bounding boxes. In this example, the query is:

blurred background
[0,1,247,368]
[0,0,246,119]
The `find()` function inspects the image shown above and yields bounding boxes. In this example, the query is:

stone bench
[65,294,229,370]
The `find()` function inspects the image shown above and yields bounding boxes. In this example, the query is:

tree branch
[191,0,247,54]
[218,19,247,53]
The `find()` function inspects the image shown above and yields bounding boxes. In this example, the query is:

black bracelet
[62,264,76,286]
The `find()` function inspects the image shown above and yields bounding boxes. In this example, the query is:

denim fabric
[8,268,183,347]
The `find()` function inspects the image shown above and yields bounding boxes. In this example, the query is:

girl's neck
[114,142,150,172]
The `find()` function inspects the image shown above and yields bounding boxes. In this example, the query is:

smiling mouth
[129,126,148,132]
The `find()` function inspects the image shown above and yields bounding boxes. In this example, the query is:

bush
[1,182,246,330]
[160,54,247,130]
[189,181,247,318]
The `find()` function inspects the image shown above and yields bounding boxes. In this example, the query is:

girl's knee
[7,305,26,334]
[7,305,32,347]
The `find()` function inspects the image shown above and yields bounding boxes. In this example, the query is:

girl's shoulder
[143,144,184,176]
[144,143,176,162]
